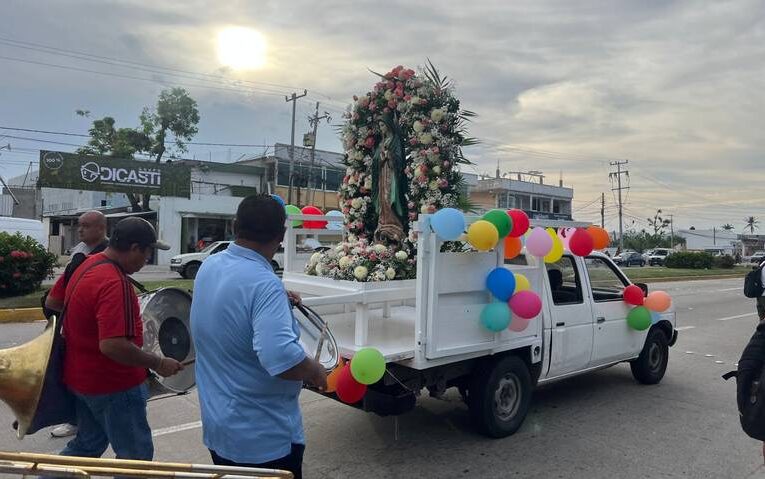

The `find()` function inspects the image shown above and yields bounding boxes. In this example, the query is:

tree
[745,216,760,234]
[722,223,735,231]
[77,88,199,211]
[647,209,671,236]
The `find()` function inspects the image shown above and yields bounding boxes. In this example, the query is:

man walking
[191,195,326,479]
[50,217,183,464]
[757,259,765,320]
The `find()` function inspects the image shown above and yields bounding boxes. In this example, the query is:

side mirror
[636,282,649,295]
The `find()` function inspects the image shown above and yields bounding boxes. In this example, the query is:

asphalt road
[1,277,763,478]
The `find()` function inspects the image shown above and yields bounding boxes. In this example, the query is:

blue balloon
[271,194,285,207]
[486,267,516,301]
[481,302,511,332]
[430,208,466,240]
[325,210,344,231]
[650,311,662,324]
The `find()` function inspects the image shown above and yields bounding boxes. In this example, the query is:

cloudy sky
[1,0,763,232]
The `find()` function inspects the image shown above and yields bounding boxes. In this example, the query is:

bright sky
[1,0,763,232]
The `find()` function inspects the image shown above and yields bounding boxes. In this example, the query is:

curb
[0,307,46,324]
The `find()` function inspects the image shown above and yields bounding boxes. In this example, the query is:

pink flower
[369,102,377,111]
[443,160,450,168]
[364,137,375,149]
[387,99,397,109]
[409,137,417,145]
[407,201,415,209]
[386,81,395,90]
[369,253,378,262]
[383,107,391,114]
[342,208,350,215]
[352,113,360,121]
[431,146,440,154]
[408,212,417,220]
[417,175,427,184]
[395,89,404,98]
[418,164,428,174]
[12,272,21,279]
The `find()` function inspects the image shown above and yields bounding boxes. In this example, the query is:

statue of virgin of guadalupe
[372,118,408,244]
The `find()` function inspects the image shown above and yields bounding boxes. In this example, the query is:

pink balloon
[557,227,576,249]
[508,315,531,332]
[526,227,553,257]
[508,290,542,319]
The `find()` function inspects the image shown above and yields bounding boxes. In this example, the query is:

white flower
[420,204,429,214]
[339,256,352,268]
[310,252,321,265]
[410,96,420,105]
[335,244,345,252]
[364,178,373,189]
[412,120,424,133]
[432,165,441,174]
[384,90,394,100]
[395,251,408,260]
[354,266,368,280]
[348,176,357,185]
[351,198,362,209]
[431,108,446,123]
[385,268,396,280]
[315,263,323,275]
[429,181,439,191]
[419,133,433,145]
[373,244,387,254]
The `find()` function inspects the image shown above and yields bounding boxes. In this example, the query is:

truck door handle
[597,317,606,324]
[556,322,565,327]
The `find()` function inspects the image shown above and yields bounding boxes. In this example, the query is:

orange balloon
[325,358,346,393]
[644,291,672,313]
[587,226,611,250]
[504,236,523,259]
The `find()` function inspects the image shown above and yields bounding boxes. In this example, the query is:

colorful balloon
[509,290,542,319]
[526,227,553,257]
[271,194,285,207]
[650,311,662,325]
[285,204,303,227]
[507,209,530,238]
[544,228,564,263]
[483,209,512,238]
[644,291,672,312]
[623,284,645,306]
[325,358,345,393]
[508,315,531,332]
[627,306,652,331]
[350,348,386,385]
[514,273,531,292]
[467,220,499,251]
[325,210,344,231]
[569,228,594,256]
[587,226,611,250]
[301,205,327,229]
[480,302,512,332]
[504,236,523,260]
[486,267,516,301]
[431,208,466,240]
[336,364,367,404]
[557,227,576,249]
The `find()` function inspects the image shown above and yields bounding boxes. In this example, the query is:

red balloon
[335,364,367,404]
[569,228,594,256]
[301,205,327,229]
[507,209,530,238]
[623,284,645,306]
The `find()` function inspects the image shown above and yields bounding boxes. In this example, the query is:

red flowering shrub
[0,232,57,297]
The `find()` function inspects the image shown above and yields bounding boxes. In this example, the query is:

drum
[139,288,195,395]
[293,303,339,372]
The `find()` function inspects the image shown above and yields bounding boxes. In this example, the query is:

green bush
[713,255,736,269]
[0,232,57,297]
[665,251,714,269]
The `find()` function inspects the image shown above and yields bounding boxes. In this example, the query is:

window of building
[584,257,629,301]
[497,192,516,209]
[515,194,530,210]
[552,199,571,215]
[545,256,583,305]
[531,197,550,212]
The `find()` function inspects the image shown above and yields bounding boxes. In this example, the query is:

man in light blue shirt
[191,195,326,479]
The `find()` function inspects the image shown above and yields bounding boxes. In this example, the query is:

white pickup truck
[284,215,678,438]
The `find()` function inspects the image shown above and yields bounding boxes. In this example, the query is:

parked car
[648,248,671,266]
[750,251,765,264]
[171,241,287,279]
[614,251,646,267]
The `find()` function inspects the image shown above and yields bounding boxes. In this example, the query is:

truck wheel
[468,356,532,438]
[630,328,669,384]
[182,262,201,280]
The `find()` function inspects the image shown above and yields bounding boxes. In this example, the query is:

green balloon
[627,306,652,331]
[482,209,512,238]
[350,348,386,385]
[480,302,511,332]
[285,204,303,227]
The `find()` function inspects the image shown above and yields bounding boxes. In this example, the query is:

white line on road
[152,421,202,437]
[675,326,695,331]
[715,313,757,322]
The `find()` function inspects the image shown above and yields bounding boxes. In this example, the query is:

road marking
[715,313,757,322]
[685,351,694,354]
[704,354,715,358]
[715,360,724,364]
[675,326,695,331]
[717,287,742,292]
[152,421,202,437]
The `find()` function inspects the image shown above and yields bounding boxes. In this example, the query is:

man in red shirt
[48,217,183,463]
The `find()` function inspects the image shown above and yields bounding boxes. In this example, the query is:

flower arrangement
[306,238,416,282]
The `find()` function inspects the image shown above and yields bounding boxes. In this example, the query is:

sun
[216,27,267,70]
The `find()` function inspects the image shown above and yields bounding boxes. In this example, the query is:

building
[239,143,345,210]
[468,171,573,220]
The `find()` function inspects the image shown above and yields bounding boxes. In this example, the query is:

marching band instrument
[294,303,338,372]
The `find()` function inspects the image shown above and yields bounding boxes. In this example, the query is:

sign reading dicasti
[39,151,191,198]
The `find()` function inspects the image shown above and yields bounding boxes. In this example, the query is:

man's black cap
[110,217,170,250]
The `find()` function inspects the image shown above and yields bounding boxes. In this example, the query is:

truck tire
[467,355,532,438]
[630,328,669,384]
[182,262,201,280]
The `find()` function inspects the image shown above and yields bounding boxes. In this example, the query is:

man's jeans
[60,383,153,461]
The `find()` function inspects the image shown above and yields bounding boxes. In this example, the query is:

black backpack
[744,265,764,298]
[723,321,765,440]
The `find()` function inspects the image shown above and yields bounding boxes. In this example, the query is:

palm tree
[722,223,734,231]
[745,216,760,234]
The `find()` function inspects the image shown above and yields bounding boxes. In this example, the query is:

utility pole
[307,101,331,205]
[285,89,308,204]
[600,192,605,228]
[668,214,674,249]
[609,160,629,251]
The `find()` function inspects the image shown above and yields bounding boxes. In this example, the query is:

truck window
[545,256,583,305]
[584,257,629,302]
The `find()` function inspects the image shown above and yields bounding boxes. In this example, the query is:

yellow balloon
[467,220,499,251]
[514,273,531,292]
[544,228,564,263]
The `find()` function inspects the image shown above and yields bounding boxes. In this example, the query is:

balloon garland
[622,285,672,330]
